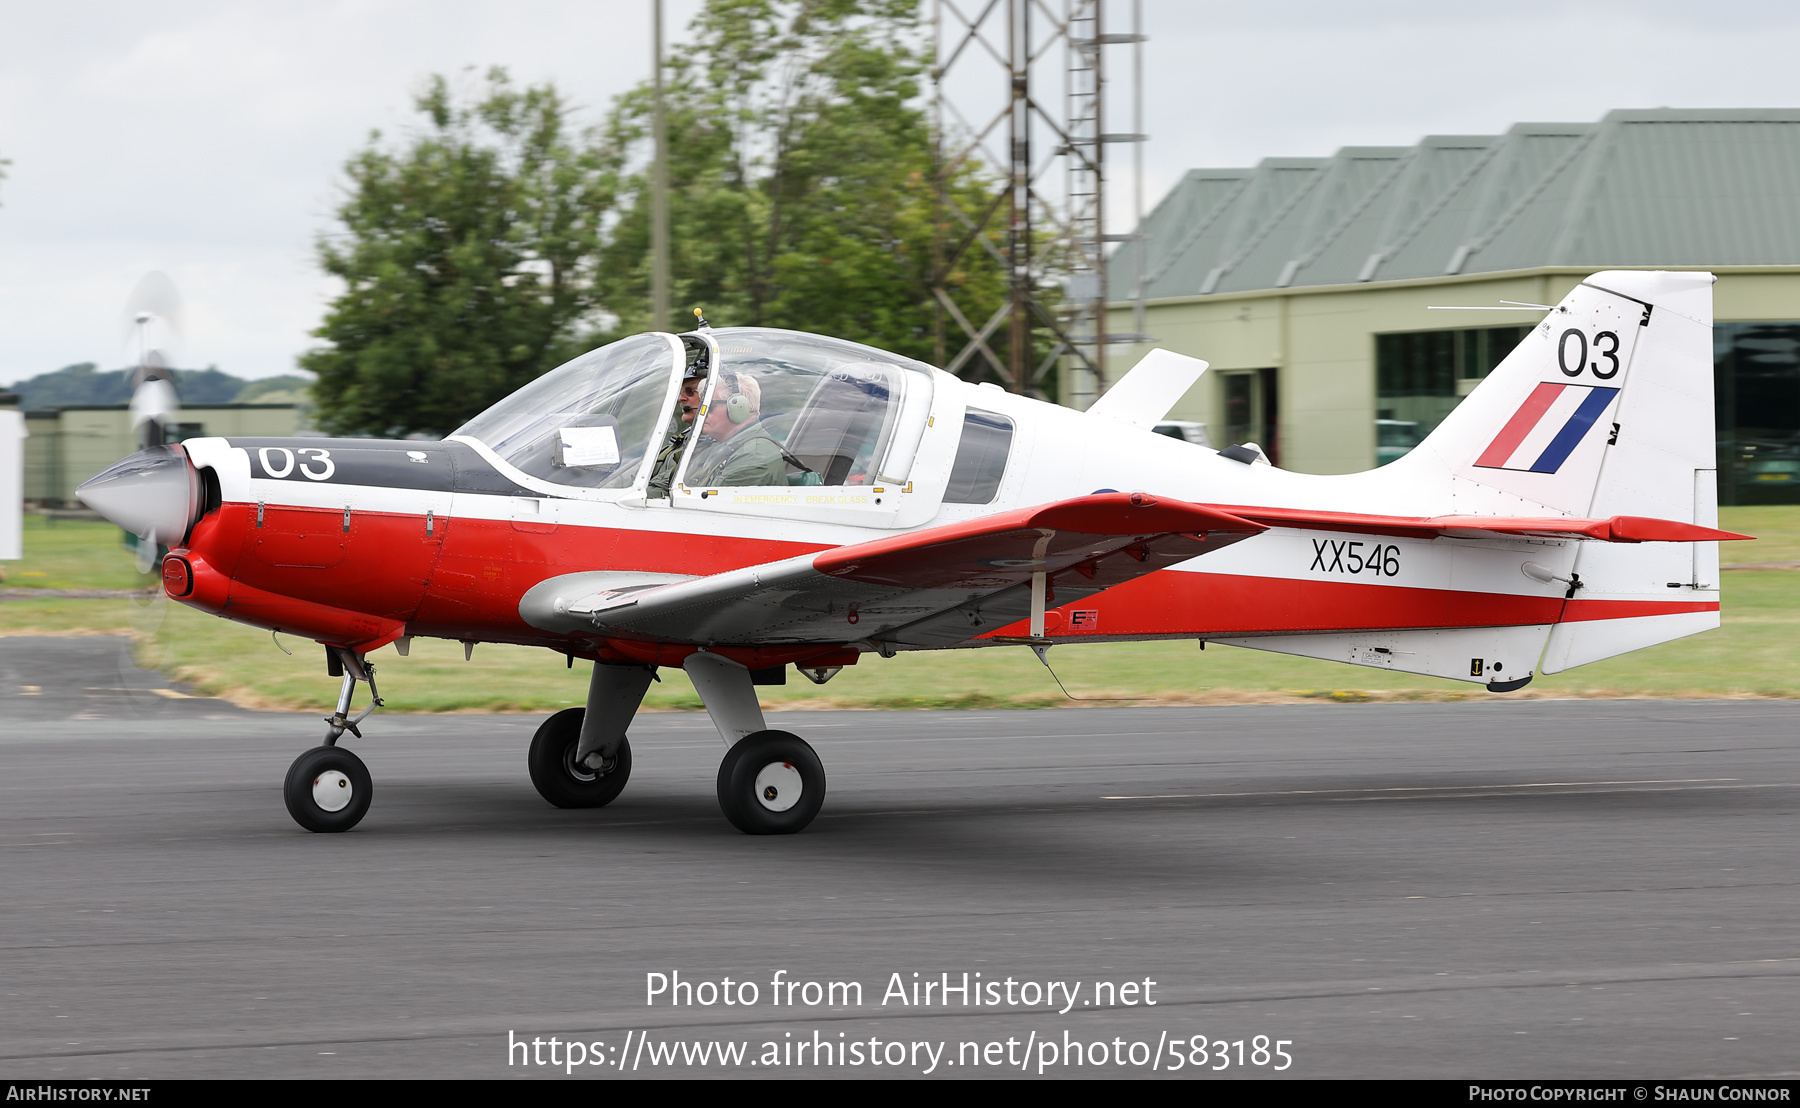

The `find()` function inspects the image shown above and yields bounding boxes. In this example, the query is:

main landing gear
[526,652,826,834]
[684,652,826,835]
[283,646,382,833]
[527,707,633,808]
[716,729,825,834]
[526,662,650,810]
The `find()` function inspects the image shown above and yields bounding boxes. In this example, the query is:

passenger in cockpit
[646,361,708,499]
[686,372,787,488]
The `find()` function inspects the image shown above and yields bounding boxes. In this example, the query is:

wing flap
[1216,505,1749,543]
[814,492,1262,589]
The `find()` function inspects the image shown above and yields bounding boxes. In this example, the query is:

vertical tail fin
[1400,270,1721,670]
[1407,271,1714,516]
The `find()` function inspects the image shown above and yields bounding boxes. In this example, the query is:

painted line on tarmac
[1101,778,1800,801]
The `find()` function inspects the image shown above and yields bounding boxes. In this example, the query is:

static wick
[1029,642,1147,702]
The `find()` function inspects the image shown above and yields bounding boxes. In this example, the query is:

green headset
[722,373,753,424]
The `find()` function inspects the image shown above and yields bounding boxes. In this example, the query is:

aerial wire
[650,0,671,331]
[1029,642,1148,701]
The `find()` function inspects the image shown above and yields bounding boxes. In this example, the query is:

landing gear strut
[283,646,384,834]
[322,648,382,744]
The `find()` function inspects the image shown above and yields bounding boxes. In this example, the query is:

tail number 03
[255,447,336,481]
[1309,539,1400,577]
[1558,328,1622,380]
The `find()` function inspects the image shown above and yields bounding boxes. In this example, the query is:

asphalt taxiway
[1,636,1796,1079]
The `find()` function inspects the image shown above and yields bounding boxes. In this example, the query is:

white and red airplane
[79,270,1746,835]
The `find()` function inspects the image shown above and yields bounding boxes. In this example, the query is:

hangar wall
[1110,268,1800,477]
[22,403,302,506]
[1093,109,1800,498]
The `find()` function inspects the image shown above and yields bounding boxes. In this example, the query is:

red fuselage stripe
[179,502,1718,649]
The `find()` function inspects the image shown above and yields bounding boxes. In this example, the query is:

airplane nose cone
[77,446,199,543]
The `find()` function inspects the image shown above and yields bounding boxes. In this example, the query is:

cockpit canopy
[453,332,671,489]
[453,328,937,494]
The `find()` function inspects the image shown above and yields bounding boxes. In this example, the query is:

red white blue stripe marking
[1474,382,1620,473]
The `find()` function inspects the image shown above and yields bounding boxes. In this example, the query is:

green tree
[302,69,615,437]
[596,0,1006,366]
[304,4,1014,436]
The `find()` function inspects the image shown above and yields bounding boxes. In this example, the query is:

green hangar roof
[1114,108,1800,298]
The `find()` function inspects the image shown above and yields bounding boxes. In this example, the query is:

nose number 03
[255,446,336,482]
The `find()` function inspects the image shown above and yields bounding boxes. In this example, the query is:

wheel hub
[312,770,352,812]
[752,761,803,812]
[563,743,600,782]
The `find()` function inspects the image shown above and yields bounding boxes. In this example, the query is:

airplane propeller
[114,273,186,571]
[74,273,205,708]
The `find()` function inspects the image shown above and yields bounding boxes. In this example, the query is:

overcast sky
[3,0,1797,385]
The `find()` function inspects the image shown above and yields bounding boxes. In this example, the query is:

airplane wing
[520,492,1265,649]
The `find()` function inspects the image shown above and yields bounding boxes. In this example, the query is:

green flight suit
[646,415,691,499]
[687,424,789,488]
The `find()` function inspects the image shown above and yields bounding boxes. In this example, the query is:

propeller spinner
[77,445,201,552]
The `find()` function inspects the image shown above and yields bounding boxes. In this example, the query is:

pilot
[646,356,709,499]
[686,372,787,488]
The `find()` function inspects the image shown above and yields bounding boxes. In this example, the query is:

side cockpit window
[783,364,896,484]
[943,408,1013,504]
[679,329,935,491]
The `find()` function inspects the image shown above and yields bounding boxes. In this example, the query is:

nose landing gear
[282,646,384,833]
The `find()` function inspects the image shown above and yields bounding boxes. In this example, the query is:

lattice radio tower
[930,0,1150,404]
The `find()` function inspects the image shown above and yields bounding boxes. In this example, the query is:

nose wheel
[284,746,373,833]
[284,646,385,833]
[716,731,825,834]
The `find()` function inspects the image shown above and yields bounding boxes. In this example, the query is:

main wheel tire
[716,730,825,834]
[284,746,373,833]
[528,707,633,809]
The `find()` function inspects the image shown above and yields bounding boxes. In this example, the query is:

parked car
[1740,454,1800,489]
[1152,420,1211,447]
[1376,418,1421,466]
